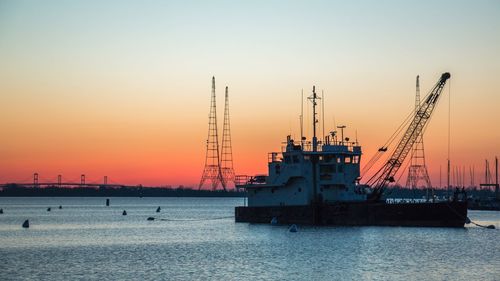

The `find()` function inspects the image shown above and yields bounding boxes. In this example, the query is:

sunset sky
[0,0,499,188]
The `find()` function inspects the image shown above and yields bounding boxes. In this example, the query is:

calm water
[0,197,499,281]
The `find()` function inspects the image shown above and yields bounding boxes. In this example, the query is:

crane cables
[361,104,417,177]
[365,74,449,190]
[361,83,441,181]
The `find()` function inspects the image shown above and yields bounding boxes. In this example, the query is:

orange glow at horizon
[0,1,499,188]
[1,74,498,189]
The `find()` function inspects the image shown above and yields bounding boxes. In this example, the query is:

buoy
[289,224,298,232]
[106,199,110,206]
[47,207,51,212]
[0,208,3,214]
[156,206,161,213]
[147,217,155,221]
[271,217,278,225]
[22,220,29,228]
[122,210,127,216]
[59,205,62,209]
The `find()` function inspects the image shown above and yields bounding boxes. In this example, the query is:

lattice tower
[220,86,235,188]
[406,75,432,189]
[199,77,226,191]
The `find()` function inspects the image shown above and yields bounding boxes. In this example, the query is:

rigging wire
[361,79,447,183]
[360,91,430,176]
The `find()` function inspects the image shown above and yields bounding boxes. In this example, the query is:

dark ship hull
[235,201,467,227]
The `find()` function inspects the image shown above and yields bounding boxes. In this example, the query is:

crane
[365,72,451,200]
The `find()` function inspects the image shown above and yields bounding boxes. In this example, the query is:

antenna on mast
[308,86,320,151]
[337,125,346,145]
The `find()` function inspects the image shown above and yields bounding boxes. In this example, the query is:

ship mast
[307,86,321,224]
[496,156,499,200]
[308,86,320,151]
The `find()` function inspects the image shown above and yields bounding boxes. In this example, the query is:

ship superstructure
[243,128,369,207]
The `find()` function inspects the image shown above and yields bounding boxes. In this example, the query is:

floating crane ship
[235,73,468,227]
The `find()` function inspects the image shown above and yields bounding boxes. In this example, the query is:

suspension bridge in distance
[0,173,142,189]
[0,173,245,197]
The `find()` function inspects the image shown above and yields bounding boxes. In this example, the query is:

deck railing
[235,175,267,186]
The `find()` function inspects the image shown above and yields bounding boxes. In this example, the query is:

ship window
[284,156,291,163]
[292,155,299,163]
[345,156,352,164]
[337,157,341,163]
[324,155,333,163]
[338,165,344,173]
[304,155,310,161]
[320,165,328,174]
[353,156,359,164]
[319,156,323,161]
[320,164,336,174]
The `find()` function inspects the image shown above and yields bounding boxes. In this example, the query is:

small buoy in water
[47,207,51,212]
[156,206,161,213]
[122,210,127,216]
[106,199,110,206]
[0,208,3,214]
[271,217,278,225]
[289,224,298,233]
[486,225,496,229]
[22,220,29,228]
[147,217,155,221]
[59,205,62,209]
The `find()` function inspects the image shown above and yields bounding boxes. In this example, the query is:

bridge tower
[220,86,235,188]
[33,173,39,188]
[406,75,432,190]
[199,77,225,191]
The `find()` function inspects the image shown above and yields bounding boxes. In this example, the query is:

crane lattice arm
[366,72,450,200]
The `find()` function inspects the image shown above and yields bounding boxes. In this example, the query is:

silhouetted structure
[406,75,432,195]
[221,86,236,188]
[199,77,226,191]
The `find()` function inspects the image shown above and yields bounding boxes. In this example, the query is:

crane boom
[367,72,450,200]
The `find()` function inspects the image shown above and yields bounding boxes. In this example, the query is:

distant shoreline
[0,186,246,197]
[0,185,497,200]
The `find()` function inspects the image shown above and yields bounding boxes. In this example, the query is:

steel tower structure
[220,86,235,188]
[406,75,432,190]
[199,77,226,191]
